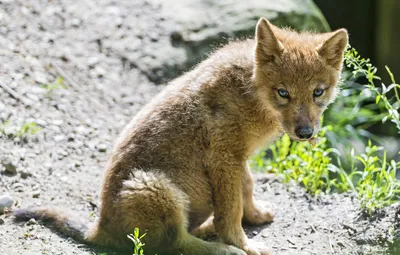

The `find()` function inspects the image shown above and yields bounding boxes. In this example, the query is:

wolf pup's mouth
[291,136,319,145]
[286,133,318,144]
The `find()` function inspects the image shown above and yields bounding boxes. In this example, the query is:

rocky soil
[0,0,399,255]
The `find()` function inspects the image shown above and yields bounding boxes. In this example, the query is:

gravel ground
[0,1,398,254]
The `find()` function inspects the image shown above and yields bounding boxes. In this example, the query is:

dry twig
[52,62,105,111]
[0,80,31,106]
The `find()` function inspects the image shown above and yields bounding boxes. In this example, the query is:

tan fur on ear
[316,29,348,70]
[255,18,284,63]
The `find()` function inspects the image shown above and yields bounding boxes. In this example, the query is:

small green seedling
[41,76,66,93]
[128,228,147,255]
[0,120,10,136]
[17,122,41,138]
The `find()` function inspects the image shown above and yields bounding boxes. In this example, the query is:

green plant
[357,147,400,214]
[340,46,400,214]
[250,127,345,195]
[323,46,400,163]
[17,122,41,138]
[92,228,148,255]
[344,47,400,133]
[0,120,10,136]
[323,49,391,153]
[343,143,400,214]
[128,228,147,255]
[41,76,65,93]
[0,120,41,139]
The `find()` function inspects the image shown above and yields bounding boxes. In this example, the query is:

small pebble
[0,194,14,213]
[69,18,81,27]
[35,119,47,126]
[32,191,41,198]
[12,182,24,192]
[20,169,32,179]
[54,134,66,142]
[87,56,99,67]
[26,218,37,226]
[60,176,69,183]
[0,218,4,224]
[52,119,64,126]
[19,149,26,160]
[252,231,258,235]
[1,156,18,174]
[337,241,345,247]
[60,150,68,156]
[33,72,48,84]
[93,66,106,77]
[67,134,75,142]
[97,144,107,152]
[55,104,67,112]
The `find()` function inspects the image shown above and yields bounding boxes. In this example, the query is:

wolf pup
[14,18,348,255]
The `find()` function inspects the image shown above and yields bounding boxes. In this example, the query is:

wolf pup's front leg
[211,163,270,255]
[242,164,274,225]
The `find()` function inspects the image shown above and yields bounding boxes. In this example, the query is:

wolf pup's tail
[13,207,89,243]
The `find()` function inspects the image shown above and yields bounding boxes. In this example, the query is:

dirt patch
[0,1,398,254]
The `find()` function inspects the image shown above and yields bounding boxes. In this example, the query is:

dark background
[315,0,400,80]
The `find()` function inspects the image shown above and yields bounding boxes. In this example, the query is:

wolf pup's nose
[295,126,313,139]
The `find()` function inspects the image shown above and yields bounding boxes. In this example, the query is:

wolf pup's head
[253,18,348,141]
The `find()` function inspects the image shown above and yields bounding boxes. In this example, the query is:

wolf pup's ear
[255,18,284,63]
[316,29,348,70]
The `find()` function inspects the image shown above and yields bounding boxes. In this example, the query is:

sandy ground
[0,1,398,254]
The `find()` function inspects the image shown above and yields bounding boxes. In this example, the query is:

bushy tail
[13,207,89,243]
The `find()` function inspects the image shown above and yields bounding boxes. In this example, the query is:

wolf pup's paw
[244,201,275,225]
[243,239,270,255]
[243,243,270,255]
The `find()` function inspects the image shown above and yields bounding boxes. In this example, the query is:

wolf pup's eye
[313,88,324,97]
[277,89,289,98]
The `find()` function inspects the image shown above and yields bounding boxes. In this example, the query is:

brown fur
[14,18,348,255]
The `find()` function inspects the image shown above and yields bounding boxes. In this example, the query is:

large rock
[140,0,330,83]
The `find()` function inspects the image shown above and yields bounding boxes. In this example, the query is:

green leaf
[376,95,381,104]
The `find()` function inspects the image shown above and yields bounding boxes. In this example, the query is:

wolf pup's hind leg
[115,170,246,255]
